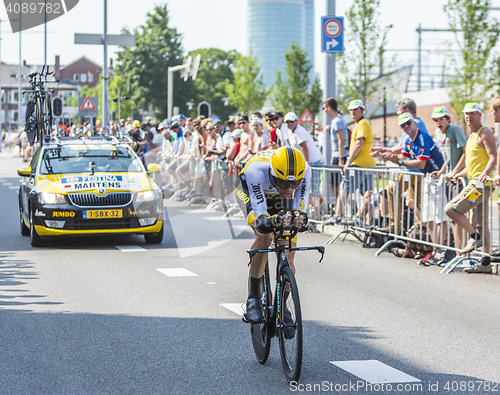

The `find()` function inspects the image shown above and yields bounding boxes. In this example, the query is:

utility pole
[323,0,336,167]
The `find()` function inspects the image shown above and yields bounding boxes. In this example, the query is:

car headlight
[38,192,66,205]
[136,190,159,203]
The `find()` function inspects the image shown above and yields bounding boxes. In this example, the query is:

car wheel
[144,223,163,244]
[19,196,29,236]
[30,208,45,247]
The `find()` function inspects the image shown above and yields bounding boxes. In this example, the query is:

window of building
[9,110,18,122]
[73,73,79,82]
[88,73,94,83]
[10,91,19,103]
[81,73,87,83]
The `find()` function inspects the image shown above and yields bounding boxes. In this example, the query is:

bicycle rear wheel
[250,264,272,364]
[278,264,303,383]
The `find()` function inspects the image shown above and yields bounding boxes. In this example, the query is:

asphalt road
[1,149,499,395]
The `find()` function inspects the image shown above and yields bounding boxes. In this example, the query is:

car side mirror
[17,166,31,177]
[147,164,162,174]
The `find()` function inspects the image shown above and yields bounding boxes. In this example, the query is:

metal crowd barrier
[309,164,499,274]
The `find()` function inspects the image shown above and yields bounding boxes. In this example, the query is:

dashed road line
[156,268,197,277]
[330,360,421,384]
[220,303,245,317]
[116,245,146,252]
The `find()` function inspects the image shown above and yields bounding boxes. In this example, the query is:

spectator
[251,118,270,152]
[445,103,497,273]
[273,110,291,147]
[323,97,349,166]
[265,111,278,147]
[227,129,242,161]
[226,116,237,132]
[285,112,323,165]
[234,115,254,167]
[432,106,467,251]
[323,97,349,219]
[380,113,446,262]
[338,100,375,224]
[285,111,324,216]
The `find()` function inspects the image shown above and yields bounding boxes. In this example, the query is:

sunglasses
[400,120,412,128]
[274,178,302,190]
[239,121,248,124]
[285,120,296,124]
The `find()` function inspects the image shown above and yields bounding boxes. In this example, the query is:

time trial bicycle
[243,224,324,383]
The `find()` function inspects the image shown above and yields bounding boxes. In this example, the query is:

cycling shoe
[245,297,264,323]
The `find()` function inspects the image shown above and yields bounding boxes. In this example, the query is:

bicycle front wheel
[278,264,303,383]
[250,264,272,364]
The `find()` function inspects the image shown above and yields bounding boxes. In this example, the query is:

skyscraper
[247,0,315,88]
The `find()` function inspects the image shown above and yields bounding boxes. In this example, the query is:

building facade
[247,0,315,88]
[0,56,101,132]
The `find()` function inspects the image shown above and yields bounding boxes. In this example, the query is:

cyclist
[234,147,311,323]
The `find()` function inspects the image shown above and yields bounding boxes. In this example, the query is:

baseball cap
[158,122,166,130]
[213,119,223,127]
[126,124,133,132]
[463,102,482,113]
[132,120,141,128]
[250,117,264,126]
[284,112,298,122]
[398,112,415,125]
[178,114,186,119]
[171,122,181,129]
[226,116,236,125]
[231,129,242,139]
[431,106,450,118]
[347,100,365,110]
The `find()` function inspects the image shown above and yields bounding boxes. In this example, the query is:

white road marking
[3,182,13,185]
[220,303,245,317]
[156,268,197,277]
[9,186,18,189]
[115,245,146,252]
[330,360,421,384]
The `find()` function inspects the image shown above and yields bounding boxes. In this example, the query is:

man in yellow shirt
[444,102,496,273]
[338,100,375,224]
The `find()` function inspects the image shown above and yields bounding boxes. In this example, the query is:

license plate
[83,209,123,219]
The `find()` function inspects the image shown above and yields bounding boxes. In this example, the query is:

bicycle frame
[246,227,325,333]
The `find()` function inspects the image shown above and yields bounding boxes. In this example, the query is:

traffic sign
[321,16,344,53]
[78,96,99,119]
[299,109,314,125]
[80,96,97,111]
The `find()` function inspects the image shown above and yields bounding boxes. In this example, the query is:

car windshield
[39,145,144,175]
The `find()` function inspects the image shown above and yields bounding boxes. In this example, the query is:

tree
[272,43,322,117]
[225,51,269,115]
[187,48,239,121]
[444,0,500,119]
[337,0,391,113]
[115,5,193,120]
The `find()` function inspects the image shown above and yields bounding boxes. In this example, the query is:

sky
[0,0,497,90]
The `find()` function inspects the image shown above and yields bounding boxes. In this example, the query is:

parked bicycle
[243,224,324,383]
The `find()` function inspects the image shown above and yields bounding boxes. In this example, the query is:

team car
[17,135,164,247]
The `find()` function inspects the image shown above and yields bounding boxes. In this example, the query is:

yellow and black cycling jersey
[234,150,311,233]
